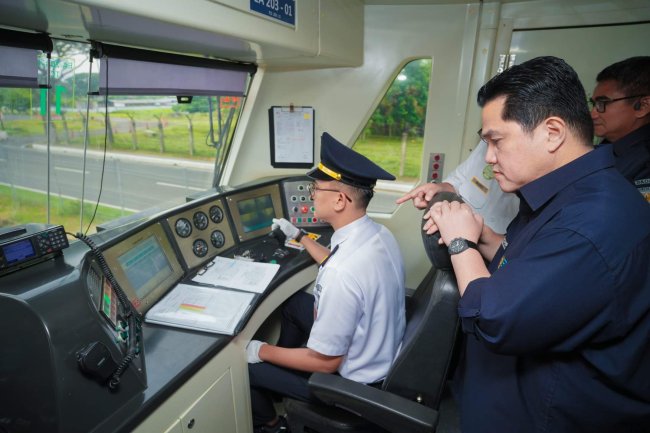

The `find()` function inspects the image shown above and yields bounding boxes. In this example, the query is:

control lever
[268,227,286,246]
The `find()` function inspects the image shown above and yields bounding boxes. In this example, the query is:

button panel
[282,180,328,228]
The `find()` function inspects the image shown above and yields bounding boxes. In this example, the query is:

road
[0,142,214,212]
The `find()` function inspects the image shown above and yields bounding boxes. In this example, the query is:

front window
[0,39,247,234]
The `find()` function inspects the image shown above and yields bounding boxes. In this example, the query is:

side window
[353,58,431,210]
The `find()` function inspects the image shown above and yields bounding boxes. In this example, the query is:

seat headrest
[420,192,464,270]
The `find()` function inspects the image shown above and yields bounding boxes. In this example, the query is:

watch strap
[448,237,478,255]
[295,229,307,243]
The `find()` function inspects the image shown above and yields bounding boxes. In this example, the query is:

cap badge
[318,162,342,181]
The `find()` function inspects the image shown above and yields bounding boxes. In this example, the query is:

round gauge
[193,211,209,230]
[175,218,192,238]
[209,205,224,224]
[192,239,209,257]
[210,230,225,248]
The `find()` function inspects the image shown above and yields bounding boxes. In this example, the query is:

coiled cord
[70,232,142,390]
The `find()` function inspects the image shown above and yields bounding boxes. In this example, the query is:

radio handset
[71,232,142,390]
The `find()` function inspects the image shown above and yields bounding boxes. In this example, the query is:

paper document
[192,256,280,294]
[145,283,255,335]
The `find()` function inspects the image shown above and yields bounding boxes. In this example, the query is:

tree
[368,59,431,137]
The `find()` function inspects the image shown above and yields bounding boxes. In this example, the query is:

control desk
[0,176,332,433]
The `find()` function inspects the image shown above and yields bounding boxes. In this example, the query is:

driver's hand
[272,218,300,240]
[246,340,267,364]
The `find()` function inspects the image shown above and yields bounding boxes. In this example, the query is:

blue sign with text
[250,0,295,27]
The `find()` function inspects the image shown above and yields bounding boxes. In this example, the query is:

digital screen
[117,235,173,299]
[237,194,275,233]
[2,239,36,264]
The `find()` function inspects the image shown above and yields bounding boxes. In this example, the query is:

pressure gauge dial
[175,218,192,238]
[193,211,209,230]
[192,239,208,257]
[210,230,225,248]
[209,205,224,224]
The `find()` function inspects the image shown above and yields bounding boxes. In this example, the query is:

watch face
[448,238,468,255]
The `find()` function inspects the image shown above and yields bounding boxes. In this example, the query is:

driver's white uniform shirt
[307,215,405,384]
[445,140,519,234]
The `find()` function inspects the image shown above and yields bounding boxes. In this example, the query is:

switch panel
[427,153,445,183]
[282,179,328,228]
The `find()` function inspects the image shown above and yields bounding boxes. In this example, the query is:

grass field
[0,184,132,232]
[4,113,424,179]
[354,135,423,181]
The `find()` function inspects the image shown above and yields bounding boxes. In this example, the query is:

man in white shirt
[247,132,406,433]
[397,140,519,234]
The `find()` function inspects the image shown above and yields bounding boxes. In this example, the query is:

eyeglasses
[588,95,645,113]
[308,182,352,202]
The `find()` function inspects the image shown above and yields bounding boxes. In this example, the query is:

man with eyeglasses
[246,132,406,433]
[590,56,650,201]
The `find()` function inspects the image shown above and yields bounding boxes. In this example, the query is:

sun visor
[0,29,52,88]
[95,43,256,96]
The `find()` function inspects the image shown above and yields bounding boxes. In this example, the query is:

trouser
[249,291,315,425]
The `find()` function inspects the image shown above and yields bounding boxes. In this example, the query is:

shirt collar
[518,145,614,212]
[330,214,370,249]
[611,123,650,157]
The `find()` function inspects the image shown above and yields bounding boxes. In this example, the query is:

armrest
[308,373,438,433]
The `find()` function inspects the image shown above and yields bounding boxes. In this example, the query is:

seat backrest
[381,266,459,410]
[381,192,462,410]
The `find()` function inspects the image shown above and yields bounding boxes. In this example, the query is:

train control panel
[0,176,332,433]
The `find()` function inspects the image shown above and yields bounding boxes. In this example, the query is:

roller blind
[96,43,256,96]
[0,29,52,88]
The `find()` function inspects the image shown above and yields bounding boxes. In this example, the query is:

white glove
[246,340,267,363]
[272,218,300,240]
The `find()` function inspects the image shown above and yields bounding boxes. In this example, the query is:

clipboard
[269,106,315,168]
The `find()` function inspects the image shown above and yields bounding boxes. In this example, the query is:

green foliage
[366,58,431,137]
[0,88,32,114]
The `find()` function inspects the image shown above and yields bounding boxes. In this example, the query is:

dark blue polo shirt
[455,145,650,433]
[600,122,650,202]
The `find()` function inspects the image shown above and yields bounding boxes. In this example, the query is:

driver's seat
[283,193,462,433]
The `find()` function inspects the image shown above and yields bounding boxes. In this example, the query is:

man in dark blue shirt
[425,56,650,432]
[590,56,650,202]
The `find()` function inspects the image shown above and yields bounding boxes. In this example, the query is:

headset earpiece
[633,101,641,110]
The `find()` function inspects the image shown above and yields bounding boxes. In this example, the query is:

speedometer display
[175,218,192,238]
[210,230,225,248]
[209,205,224,223]
[192,239,208,257]
[193,211,209,230]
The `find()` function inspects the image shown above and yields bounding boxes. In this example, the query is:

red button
[301,206,309,214]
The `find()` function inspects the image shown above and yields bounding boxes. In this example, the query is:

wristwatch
[295,229,308,243]
[448,237,478,255]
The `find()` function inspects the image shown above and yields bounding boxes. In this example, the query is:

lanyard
[319,244,339,269]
